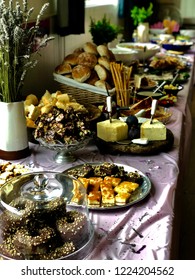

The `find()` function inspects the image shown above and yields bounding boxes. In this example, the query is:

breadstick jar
[0,172,94,260]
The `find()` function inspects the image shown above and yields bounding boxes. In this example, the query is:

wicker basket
[54,73,115,105]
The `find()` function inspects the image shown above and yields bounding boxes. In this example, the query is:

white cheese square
[97,119,128,142]
[141,119,166,141]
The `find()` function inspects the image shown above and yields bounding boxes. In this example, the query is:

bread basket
[53,73,115,105]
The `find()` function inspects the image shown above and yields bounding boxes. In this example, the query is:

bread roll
[83,42,98,55]
[77,52,98,69]
[94,64,109,81]
[63,53,79,66]
[98,56,111,71]
[95,80,112,90]
[55,63,72,74]
[73,47,84,55]
[107,49,116,62]
[97,45,110,57]
[86,70,99,86]
[72,65,91,83]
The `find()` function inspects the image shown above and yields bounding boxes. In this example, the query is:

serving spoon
[153,81,166,94]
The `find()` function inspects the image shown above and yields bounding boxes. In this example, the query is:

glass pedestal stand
[37,137,91,164]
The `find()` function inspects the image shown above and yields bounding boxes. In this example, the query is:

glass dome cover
[0,172,94,260]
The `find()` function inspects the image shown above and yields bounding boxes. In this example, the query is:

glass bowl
[37,136,92,163]
[0,172,94,260]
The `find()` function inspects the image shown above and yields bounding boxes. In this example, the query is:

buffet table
[4,54,195,260]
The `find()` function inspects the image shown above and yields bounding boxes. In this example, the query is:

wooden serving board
[95,129,174,155]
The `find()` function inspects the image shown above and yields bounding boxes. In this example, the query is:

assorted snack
[149,54,188,70]
[67,162,143,208]
[24,90,93,145]
[34,106,91,145]
[120,97,172,123]
[0,161,30,188]
[24,90,88,129]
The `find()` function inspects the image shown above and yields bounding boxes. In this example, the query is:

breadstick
[110,62,133,107]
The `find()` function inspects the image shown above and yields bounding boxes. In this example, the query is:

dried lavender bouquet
[0,0,54,102]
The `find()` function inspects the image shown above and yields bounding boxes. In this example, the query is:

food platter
[162,41,193,52]
[0,161,34,189]
[64,162,151,210]
[149,53,191,71]
[95,129,174,155]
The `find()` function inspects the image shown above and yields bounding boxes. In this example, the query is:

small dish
[109,48,138,64]
[149,28,167,35]
[162,42,193,52]
[140,77,158,90]
[137,91,163,99]
[144,106,173,124]
[163,84,183,95]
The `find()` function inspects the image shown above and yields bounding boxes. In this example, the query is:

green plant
[89,15,122,45]
[0,0,54,103]
[130,3,153,26]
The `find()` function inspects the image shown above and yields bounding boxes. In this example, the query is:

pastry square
[88,177,103,192]
[100,181,113,191]
[104,176,121,187]
[115,192,131,205]
[87,191,101,206]
[114,181,139,193]
[78,177,89,189]
[101,189,115,205]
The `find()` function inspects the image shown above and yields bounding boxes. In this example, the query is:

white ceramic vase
[137,22,149,43]
[0,101,30,160]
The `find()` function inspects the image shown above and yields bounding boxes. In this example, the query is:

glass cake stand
[0,171,94,260]
[37,137,91,164]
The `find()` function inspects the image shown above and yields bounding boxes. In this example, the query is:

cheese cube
[141,119,166,141]
[97,119,128,142]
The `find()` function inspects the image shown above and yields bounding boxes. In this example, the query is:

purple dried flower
[0,0,54,103]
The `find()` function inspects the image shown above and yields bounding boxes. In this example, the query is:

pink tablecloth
[10,55,194,260]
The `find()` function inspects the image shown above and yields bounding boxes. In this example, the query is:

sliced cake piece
[114,181,139,193]
[115,192,131,205]
[87,191,101,206]
[104,176,121,187]
[101,189,115,205]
